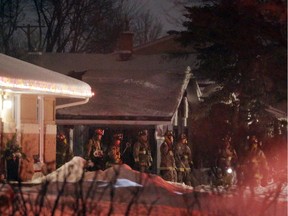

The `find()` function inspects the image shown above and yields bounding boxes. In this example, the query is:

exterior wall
[20,95,57,173]
[44,125,56,171]
[21,95,38,124]
[21,123,39,157]
[2,122,17,146]
[20,123,39,180]
[0,94,57,177]
[44,97,55,123]
[21,95,39,161]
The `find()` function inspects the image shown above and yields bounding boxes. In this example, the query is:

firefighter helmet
[113,133,123,140]
[178,133,187,140]
[164,130,174,137]
[138,129,148,137]
[95,128,104,136]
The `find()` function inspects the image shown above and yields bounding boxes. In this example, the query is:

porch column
[38,96,44,163]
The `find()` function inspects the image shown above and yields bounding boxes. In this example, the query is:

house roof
[24,52,195,125]
[266,105,287,120]
[133,35,196,55]
[0,53,92,98]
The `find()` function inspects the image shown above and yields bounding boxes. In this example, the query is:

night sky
[145,0,185,34]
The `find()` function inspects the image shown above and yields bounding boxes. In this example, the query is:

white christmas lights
[0,76,93,98]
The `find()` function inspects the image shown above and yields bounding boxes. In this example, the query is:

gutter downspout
[55,97,90,162]
[55,97,90,110]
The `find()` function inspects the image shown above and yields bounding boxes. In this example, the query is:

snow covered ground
[0,156,286,215]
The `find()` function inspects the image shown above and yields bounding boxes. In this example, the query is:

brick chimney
[117,31,134,61]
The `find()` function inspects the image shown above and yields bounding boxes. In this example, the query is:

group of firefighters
[84,129,153,172]
[215,134,269,187]
[57,128,270,188]
[82,129,194,185]
[160,131,193,185]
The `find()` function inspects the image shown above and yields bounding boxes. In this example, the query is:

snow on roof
[25,52,197,75]
[0,54,93,98]
[25,53,193,123]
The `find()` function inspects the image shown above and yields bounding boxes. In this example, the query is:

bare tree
[0,0,24,55]
[130,10,163,47]
[30,0,120,52]
[30,0,163,53]
[77,0,163,53]
[31,0,109,52]
[82,0,127,53]
[0,0,164,54]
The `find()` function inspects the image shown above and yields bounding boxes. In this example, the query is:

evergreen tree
[172,0,287,166]
[175,0,286,136]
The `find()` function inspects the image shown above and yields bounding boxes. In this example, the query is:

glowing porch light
[3,99,12,109]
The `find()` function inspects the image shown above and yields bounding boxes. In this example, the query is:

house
[0,53,93,175]
[23,44,198,173]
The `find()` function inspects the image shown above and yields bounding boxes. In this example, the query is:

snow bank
[33,157,194,194]
[84,163,194,194]
[6,157,287,216]
[33,156,86,183]
[32,157,286,201]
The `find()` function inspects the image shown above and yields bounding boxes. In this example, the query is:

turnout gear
[174,133,192,186]
[85,129,105,171]
[216,135,238,177]
[133,130,152,172]
[160,131,177,182]
[56,132,73,168]
[106,133,124,167]
[214,135,238,186]
[244,135,269,187]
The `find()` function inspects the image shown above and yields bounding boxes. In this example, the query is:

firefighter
[174,133,192,186]
[133,129,152,173]
[106,133,123,168]
[85,128,105,171]
[244,135,269,187]
[160,130,177,182]
[56,131,73,168]
[217,135,238,172]
[216,134,238,185]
